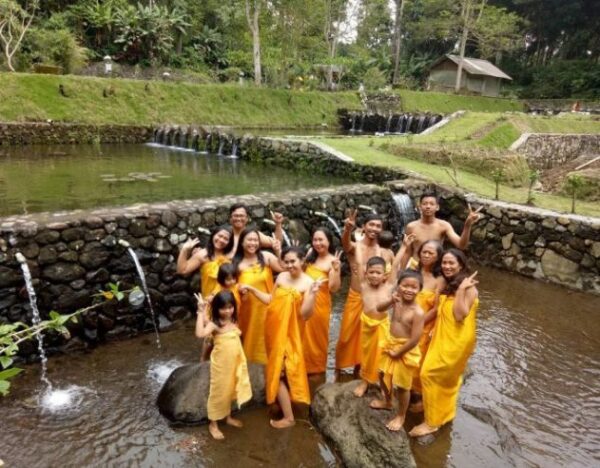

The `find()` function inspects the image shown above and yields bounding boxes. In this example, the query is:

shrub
[362,67,387,91]
[20,27,88,74]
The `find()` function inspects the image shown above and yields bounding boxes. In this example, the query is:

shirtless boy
[404,193,482,262]
[335,210,394,380]
[370,270,424,431]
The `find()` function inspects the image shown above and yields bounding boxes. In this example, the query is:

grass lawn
[396,90,523,113]
[320,137,600,218]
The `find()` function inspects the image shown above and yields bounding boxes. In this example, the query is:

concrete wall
[511,133,600,170]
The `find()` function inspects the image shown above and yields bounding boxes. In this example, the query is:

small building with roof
[426,54,512,97]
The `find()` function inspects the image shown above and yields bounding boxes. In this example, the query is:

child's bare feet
[353,380,368,397]
[226,416,243,428]
[386,415,405,431]
[408,421,439,437]
[408,401,424,413]
[369,399,392,410]
[270,418,295,429]
[208,421,224,440]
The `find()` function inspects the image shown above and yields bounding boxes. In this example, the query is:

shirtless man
[334,210,394,380]
[404,193,482,262]
[229,203,283,253]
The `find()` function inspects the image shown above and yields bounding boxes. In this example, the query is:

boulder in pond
[157,362,265,424]
[310,381,416,468]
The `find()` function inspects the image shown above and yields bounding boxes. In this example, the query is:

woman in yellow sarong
[303,228,342,374]
[409,249,479,437]
[195,290,252,440]
[410,240,445,408]
[241,246,321,429]
[233,227,284,364]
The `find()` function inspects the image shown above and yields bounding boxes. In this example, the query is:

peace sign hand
[402,233,416,247]
[344,209,358,230]
[331,250,342,272]
[466,203,483,225]
[271,234,282,255]
[270,210,285,225]
[458,271,479,290]
[194,293,207,311]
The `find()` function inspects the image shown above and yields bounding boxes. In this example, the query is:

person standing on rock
[335,210,394,381]
[240,246,321,428]
[371,270,424,431]
[195,290,252,440]
[403,194,482,266]
[303,228,342,375]
[409,249,479,437]
[233,227,284,364]
[229,203,284,252]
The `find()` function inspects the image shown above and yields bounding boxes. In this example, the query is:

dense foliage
[0,0,598,97]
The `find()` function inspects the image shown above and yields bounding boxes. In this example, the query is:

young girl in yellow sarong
[303,228,342,375]
[371,270,424,431]
[409,248,479,437]
[195,290,252,440]
[241,246,322,429]
[410,240,445,412]
[233,226,284,364]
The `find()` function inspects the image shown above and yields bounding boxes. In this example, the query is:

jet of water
[262,219,292,246]
[312,211,342,237]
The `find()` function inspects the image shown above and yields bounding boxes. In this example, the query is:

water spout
[197,227,211,235]
[312,211,342,237]
[391,193,417,237]
[262,219,292,246]
[349,113,357,133]
[16,251,52,390]
[358,204,376,214]
[227,142,238,159]
[122,245,161,348]
[217,136,225,156]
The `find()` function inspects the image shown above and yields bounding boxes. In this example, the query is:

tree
[244,0,262,85]
[391,0,406,85]
[0,0,38,71]
[565,174,584,214]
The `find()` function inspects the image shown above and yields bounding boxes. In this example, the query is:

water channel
[1,265,598,467]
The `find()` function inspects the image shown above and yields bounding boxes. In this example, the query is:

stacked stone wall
[511,133,600,170]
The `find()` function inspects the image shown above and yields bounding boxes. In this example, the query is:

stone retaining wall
[0,184,396,358]
[0,122,152,145]
[389,180,600,294]
[510,133,600,170]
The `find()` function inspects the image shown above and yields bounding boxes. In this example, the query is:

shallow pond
[1,265,599,467]
[0,144,350,216]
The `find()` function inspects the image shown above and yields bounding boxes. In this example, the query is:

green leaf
[0,379,10,396]
[0,367,23,380]
[0,356,13,369]
[49,311,61,321]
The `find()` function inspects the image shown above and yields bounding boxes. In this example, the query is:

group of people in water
[176,195,482,440]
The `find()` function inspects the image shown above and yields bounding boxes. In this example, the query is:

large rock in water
[157,362,265,424]
[311,381,416,468]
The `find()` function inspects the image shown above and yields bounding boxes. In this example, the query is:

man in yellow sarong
[335,209,394,381]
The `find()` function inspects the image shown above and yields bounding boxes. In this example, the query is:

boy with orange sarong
[410,249,479,438]
[335,210,394,380]
[371,270,424,431]
[241,246,322,429]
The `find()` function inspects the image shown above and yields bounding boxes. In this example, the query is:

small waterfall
[385,114,393,133]
[391,193,417,237]
[119,241,161,348]
[217,136,225,156]
[228,141,238,159]
[416,115,426,134]
[406,115,414,133]
[349,113,357,132]
[397,114,407,133]
[313,211,342,237]
[204,133,212,153]
[358,113,365,133]
[16,252,52,390]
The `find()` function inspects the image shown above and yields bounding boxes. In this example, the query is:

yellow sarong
[238,264,274,364]
[359,312,390,384]
[265,287,310,405]
[200,255,230,296]
[335,288,363,369]
[412,288,437,392]
[379,336,421,390]
[407,257,419,270]
[207,328,252,421]
[303,264,331,374]
[421,294,479,427]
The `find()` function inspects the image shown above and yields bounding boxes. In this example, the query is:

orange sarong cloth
[359,312,390,384]
[238,263,274,365]
[335,288,363,369]
[303,264,332,374]
[412,288,437,392]
[200,255,230,296]
[265,287,310,405]
[379,336,421,390]
[421,294,479,427]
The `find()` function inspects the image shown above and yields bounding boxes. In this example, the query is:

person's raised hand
[331,250,342,272]
[458,271,479,290]
[182,238,200,252]
[344,209,358,230]
[402,233,416,247]
[466,203,483,225]
[270,210,285,225]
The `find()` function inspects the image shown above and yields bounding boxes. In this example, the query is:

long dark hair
[306,227,335,264]
[282,245,306,261]
[210,290,238,326]
[206,224,234,260]
[217,263,237,287]
[232,225,265,274]
[440,248,470,295]
[417,240,443,277]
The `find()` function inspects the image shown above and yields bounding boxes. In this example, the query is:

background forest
[1,0,599,98]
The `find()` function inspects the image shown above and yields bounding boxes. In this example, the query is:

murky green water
[0,266,599,467]
[0,143,349,216]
